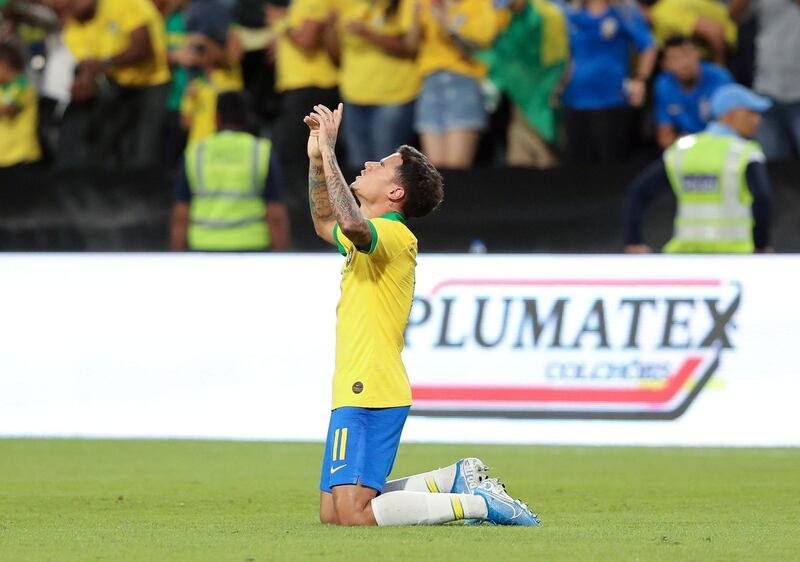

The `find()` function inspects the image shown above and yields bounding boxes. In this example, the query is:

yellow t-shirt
[64,0,170,87]
[418,0,499,80]
[180,67,244,145]
[0,76,41,167]
[331,212,418,409]
[651,0,737,50]
[275,0,338,92]
[335,0,420,105]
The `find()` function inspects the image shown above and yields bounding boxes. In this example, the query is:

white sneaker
[450,457,490,494]
[474,478,542,527]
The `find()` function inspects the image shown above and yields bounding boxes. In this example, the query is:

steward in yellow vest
[170,92,290,251]
[624,84,773,254]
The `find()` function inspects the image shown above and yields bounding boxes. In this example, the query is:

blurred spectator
[408,0,499,169]
[59,0,171,169]
[0,41,41,168]
[230,0,283,125]
[653,35,732,149]
[329,0,418,170]
[270,0,337,214]
[154,0,191,166]
[186,0,231,45]
[730,0,800,161]
[561,0,656,165]
[179,32,244,144]
[640,0,736,65]
[171,91,290,251]
[480,0,568,168]
[625,84,773,253]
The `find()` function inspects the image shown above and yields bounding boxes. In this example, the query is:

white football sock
[382,463,458,493]
[371,491,488,526]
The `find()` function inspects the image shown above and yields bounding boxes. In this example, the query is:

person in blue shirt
[654,35,733,150]
[560,0,657,164]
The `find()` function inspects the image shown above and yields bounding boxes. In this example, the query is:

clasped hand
[303,103,344,160]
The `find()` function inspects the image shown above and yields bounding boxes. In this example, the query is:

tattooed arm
[309,104,374,251]
[304,114,336,244]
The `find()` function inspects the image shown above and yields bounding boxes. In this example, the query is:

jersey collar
[379,211,407,224]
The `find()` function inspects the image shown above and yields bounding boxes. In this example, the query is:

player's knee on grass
[331,486,378,526]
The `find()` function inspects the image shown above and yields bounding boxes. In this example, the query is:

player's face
[663,44,699,83]
[351,153,403,205]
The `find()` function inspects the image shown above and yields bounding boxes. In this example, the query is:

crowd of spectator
[0,0,798,248]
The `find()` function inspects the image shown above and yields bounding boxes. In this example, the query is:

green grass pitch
[1,439,799,561]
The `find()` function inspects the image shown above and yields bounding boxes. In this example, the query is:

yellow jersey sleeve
[333,215,414,262]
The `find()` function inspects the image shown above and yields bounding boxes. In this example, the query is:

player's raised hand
[303,113,322,162]
[309,103,344,154]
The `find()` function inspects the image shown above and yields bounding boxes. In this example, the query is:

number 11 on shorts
[331,427,348,461]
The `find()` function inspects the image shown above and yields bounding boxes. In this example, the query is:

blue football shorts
[319,406,410,494]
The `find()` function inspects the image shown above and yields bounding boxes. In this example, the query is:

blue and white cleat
[450,457,490,494]
[474,478,542,527]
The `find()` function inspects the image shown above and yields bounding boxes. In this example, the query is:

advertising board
[0,255,797,446]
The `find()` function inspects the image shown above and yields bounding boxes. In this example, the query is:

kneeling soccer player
[305,103,541,527]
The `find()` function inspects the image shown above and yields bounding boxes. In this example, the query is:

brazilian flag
[479,0,569,143]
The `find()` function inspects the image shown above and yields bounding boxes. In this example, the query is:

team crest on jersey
[601,17,618,39]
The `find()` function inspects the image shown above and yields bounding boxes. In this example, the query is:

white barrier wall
[0,254,798,446]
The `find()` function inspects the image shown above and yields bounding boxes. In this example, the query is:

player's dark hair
[663,35,691,51]
[0,42,24,71]
[394,145,444,219]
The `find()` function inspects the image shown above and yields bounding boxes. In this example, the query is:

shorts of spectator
[506,104,557,168]
[415,70,487,135]
[344,102,415,170]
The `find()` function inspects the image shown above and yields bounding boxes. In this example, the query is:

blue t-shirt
[654,62,733,134]
[562,4,655,110]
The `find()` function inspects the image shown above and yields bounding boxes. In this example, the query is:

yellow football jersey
[335,0,420,105]
[417,0,499,80]
[64,0,170,87]
[0,76,41,167]
[331,212,418,409]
